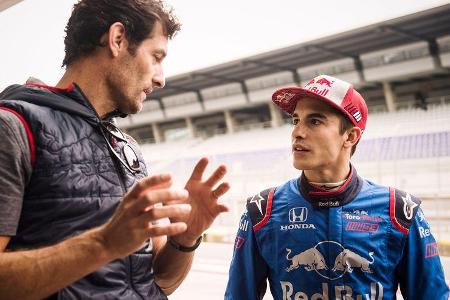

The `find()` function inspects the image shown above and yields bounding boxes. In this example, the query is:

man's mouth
[293,145,310,152]
[143,88,152,95]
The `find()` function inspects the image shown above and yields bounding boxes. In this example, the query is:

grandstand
[116,4,450,244]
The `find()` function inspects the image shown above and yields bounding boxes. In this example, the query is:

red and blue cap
[272,75,368,132]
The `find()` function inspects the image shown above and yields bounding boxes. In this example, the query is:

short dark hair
[337,112,359,156]
[62,0,181,67]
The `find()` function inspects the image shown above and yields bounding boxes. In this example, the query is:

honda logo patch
[289,207,308,223]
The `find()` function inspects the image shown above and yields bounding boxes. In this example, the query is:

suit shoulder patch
[246,187,275,231]
[389,187,421,234]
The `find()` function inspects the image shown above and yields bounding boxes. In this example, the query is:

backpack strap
[246,187,275,231]
[389,187,421,234]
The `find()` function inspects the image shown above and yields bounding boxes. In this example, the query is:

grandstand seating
[141,103,450,239]
[143,103,450,163]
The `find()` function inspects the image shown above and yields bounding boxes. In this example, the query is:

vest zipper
[110,154,127,194]
[75,86,143,298]
[127,256,145,300]
[72,84,128,194]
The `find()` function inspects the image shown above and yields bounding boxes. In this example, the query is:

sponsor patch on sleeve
[246,188,275,231]
[389,188,421,234]
[425,242,439,258]
[238,214,249,233]
[234,236,246,249]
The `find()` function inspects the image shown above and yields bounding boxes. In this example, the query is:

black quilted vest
[0,83,167,300]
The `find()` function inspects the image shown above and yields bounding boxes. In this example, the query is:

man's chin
[293,161,314,171]
[120,102,142,115]
[293,161,306,171]
[130,106,142,115]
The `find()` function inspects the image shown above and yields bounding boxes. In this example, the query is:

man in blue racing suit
[225,75,449,299]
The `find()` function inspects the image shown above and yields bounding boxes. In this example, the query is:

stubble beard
[105,72,142,115]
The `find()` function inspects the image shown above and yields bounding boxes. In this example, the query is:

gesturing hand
[98,174,192,259]
[171,157,230,245]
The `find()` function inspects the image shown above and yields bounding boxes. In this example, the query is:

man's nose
[292,122,306,139]
[153,68,165,89]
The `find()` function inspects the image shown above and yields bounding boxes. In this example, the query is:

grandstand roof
[150,3,450,100]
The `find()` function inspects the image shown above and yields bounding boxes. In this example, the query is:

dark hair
[62,0,181,67]
[337,112,359,156]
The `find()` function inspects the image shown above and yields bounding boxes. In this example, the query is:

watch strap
[168,236,202,252]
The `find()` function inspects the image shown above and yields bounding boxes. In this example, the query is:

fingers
[139,179,172,196]
[147,222,187,237]
[212,182,230,199]
[205,165,227,188]
[215,203,230,214]
[141,204,191,222]
[211,183,230,214]
[125,174,172,200]
[188,157,208,181]
[131,189,189,215]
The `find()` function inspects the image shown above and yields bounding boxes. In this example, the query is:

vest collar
[298,164,363,208]
[1,82,127,124]
[68,84,127,120]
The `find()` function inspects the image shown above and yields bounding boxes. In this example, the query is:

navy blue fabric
[0,84,167,300]
[225,176,449,299]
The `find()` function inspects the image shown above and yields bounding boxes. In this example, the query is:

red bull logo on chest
[280,281,384,300]
[284,241,375,280]
[282,241,382,300]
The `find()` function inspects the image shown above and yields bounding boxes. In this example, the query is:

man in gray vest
[0,1,229,299]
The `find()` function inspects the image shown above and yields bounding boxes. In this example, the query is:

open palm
[172,157,230,243]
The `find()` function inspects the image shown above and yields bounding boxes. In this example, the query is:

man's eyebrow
[292,112,327,119]
[306,113,327,119]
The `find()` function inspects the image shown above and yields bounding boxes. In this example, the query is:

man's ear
[344,126,362,149]
[102,22,128,57]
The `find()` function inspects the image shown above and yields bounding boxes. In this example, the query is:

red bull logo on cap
[305,77,335,88]
[307,86,330,98]
[304,76,336,99]
[316,77,334,87]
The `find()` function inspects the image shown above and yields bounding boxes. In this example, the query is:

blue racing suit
[225,166,449,299]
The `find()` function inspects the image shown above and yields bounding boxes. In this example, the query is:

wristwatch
[168,236,202,252]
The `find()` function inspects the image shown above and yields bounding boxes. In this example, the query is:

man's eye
[310,119,321,125]
[153,53,164,63]
[292,119,299,125]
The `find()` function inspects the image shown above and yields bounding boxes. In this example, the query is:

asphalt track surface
[169,242,450,300]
